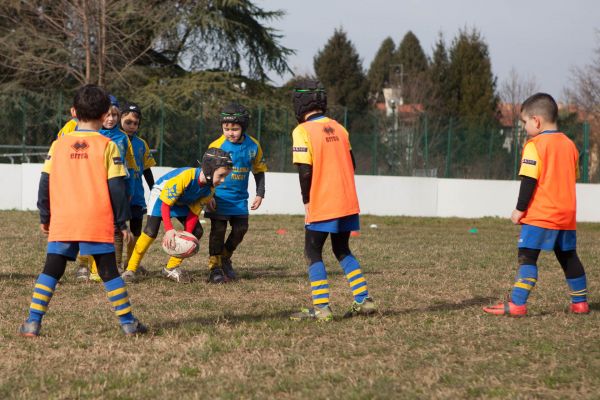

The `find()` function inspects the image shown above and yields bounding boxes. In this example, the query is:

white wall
[4,163,600,222]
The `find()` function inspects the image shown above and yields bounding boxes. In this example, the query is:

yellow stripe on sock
[111,297,130,307]
[107,287,126,298]
[115,307,132,316]
[311,280,328,287]
[346,269,361,280]
[571,289,587,294]
[313,298,329,305]
[33,292,50,302]
[128,233,155,272]
[30,303,47,312]
[166,256,183,269]
[311,288,329,296]
[350,277,366,287]
[352,286,368,296]
[523,278,537,283]
[515,282,533,290]
[35,283,54,294]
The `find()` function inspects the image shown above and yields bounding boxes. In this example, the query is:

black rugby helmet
[220,102,250,133]
[201,147,233,186]
[292,79,327,122]
[121,101,142,120]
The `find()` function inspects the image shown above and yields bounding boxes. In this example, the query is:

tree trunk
[81,0,92,84]
[98,0,106,86]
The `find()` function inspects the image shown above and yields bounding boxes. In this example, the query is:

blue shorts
[518,224,576,251]
[306,214,360,233]
[47,242,115,261]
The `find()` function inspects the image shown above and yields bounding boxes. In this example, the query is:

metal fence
[0,94,593,182]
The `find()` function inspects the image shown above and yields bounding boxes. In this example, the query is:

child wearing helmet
[205,102,267,283]
[122,148,233,283]
[289,80,376,321]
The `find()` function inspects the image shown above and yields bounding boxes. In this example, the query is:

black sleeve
[350,150,356,171]
[37,172,50,224]
[253,172,265,198]
[297,163,313,204]
[143,168,154,189]
[516,176,537,211]
[108,176,132,230]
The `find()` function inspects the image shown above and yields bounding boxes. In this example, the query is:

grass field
[1,210,600,399]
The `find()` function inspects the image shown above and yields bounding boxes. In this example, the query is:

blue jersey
[208,134,267,216]
[129,133,156,208]
[100,126,137,197]
[154,167,214,216]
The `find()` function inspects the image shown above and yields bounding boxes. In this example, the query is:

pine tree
[393,31,429,103]
[367,37,396,103]
[427,33,452,117]
[313,28,368,113]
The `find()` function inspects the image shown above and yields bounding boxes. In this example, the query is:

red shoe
[570,302,590,314]
[483,301,527,316]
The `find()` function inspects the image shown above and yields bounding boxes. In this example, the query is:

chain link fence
[0,94,593,182]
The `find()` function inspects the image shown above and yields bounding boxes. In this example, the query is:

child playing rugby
[19,84,146,336]
[484,93,590,316]
[289,80,376,321]
[119,102,156,273]
[122,148,232,283]
[205,102,267,283]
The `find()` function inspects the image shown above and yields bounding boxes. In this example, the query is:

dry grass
[1,210,600,399]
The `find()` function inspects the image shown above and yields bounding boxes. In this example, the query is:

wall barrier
[3,164,600,222]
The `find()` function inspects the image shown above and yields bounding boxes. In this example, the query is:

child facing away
[484,92,589,316]
[19,84,146,337]
[119,102,156,274]
[122,148,233,283]
[205,102,267,283]
[289,80,376,322]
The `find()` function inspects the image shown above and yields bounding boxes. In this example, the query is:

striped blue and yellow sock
[26,273,57,323]
[104,277,135,325]
[567,275,587,304]
[511,264,538,306]
[340,255,369,303]
[309,261,329,308]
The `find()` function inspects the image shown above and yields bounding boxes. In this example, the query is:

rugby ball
[162,231,199,258]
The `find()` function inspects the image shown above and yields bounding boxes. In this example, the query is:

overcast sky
[255,0,599,100]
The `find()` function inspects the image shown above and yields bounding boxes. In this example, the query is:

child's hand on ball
[163,229,177,250]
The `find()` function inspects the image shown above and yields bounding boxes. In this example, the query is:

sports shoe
[18,320,41,337]
[290,305,333,322]
[121,269,137,283]
[344,297,377,318]
[208,267,226,284]
[161,267,193,283]
[570,301,590,314]
[75,266,89,281]
[121,319,148,335]
[89,272,102,282]
[221,258,237,281]
[483,301,527,316]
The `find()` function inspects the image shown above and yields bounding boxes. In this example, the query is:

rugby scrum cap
[220,102,250,133]
[201,148,233,186]
[121,101,142,119]
[292,79,327,122]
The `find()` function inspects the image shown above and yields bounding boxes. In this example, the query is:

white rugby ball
[162,231,199,258]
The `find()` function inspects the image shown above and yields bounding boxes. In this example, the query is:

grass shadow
[152,309,293,331]
[0,273,38,281]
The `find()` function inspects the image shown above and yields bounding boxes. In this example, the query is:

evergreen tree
[447,28,498,128]
[367,37,396,102]
[392,31,429,103]
[427,33,452,117]
[313,28,368,113]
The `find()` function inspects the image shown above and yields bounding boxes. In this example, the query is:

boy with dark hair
[122,148,233,283]
[19,84,147,336]
[205,102,267,283]
[289,80,376,321]
[484,92,589,316]
[119,102,156,271]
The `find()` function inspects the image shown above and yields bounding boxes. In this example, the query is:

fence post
[21,95,26,161]
[343,107,348,127]
[487,126,494,179]
[423,114,429,170]
[159,97,165,166]
[512,123,519,180]
[198,103,204,157]
[583,121,590,183]
[257,106,262,142]
[372,125,378,175]
[444,118,452,178]
[57,91,64,130]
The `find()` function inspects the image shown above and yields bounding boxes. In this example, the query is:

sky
[255,0,599,100]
